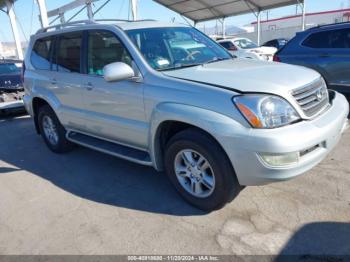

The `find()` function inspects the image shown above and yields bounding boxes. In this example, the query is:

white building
[235,8,350,44]
[251,8,350,31]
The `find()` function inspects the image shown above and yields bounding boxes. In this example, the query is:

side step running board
[66,131,153,166]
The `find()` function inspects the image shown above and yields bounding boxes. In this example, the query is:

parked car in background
[218,37,277,61]
[262,38,289,50]
[274,22,350,95]
[24,21,349,211]
[0,60,25,115]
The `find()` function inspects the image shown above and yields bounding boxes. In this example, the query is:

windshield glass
[0,63,20,74]
[233,39,258,49]
[126,27,231,71]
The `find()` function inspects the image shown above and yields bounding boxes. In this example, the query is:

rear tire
[37,105,74,153]
[164,128,242,211]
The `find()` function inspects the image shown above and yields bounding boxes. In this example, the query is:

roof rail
[308,21,350,30]
[36,20,94,34]
[36,19,157,34]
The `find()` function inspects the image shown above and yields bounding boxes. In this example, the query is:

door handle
[51,78,57,85]
[86,82,93,91]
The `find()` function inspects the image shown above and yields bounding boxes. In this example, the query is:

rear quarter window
[31,37,52,70]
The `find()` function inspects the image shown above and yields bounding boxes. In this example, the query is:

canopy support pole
[87,1,94,20]
[37,0,49,28]
[257,10,261,46]
[301,0,306,31]
[5,0,23,60]
[222,18,226,39]
[130,0,137,21]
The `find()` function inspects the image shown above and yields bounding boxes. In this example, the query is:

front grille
[292,78,330,117]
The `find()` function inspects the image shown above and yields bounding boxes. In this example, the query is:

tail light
[21,62,26,84]
[273,54,281,62]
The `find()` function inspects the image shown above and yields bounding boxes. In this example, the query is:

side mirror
[103,62,135,82]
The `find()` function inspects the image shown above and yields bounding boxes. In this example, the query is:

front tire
[37,105,74,153]
[164,128,242,211]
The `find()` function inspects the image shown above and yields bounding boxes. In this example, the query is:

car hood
[0,73,23,91]
[162,59,320,96]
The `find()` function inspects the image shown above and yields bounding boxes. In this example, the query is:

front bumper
[220,91,349,186]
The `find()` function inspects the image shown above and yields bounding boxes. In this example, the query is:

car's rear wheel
[38,105,74,153]
[164,128,242,211]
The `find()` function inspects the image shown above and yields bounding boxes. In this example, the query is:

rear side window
[302,31,332,48]
[219,41,233,49]
[302,28,350,49]
[56,32,82,73]
[87,30,132,75]
[31,37,52,70]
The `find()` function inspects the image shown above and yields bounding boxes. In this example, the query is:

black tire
[164,128,242,211]
[37,105,74,153]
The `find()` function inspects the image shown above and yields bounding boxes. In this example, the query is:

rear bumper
[219,91,349,186]
[0,101,25,114]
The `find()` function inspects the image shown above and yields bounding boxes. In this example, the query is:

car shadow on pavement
[0,116,217,216]
[276,222,350,260]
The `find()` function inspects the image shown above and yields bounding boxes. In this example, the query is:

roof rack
[36,19,157,34]
[308,21,350,31]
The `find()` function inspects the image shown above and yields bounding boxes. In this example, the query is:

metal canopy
[153,0,304,23]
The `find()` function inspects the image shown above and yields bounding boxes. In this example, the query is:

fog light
[259,152,300,167]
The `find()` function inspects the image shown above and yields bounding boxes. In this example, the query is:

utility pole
[5,0,23,60]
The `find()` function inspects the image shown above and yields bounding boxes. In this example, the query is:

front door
[81,30,148,149]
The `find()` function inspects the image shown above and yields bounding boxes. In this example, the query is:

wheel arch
[32,97,54,134]
[149,103,241,171]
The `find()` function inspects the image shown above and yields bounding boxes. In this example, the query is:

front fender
[149,102,245,171]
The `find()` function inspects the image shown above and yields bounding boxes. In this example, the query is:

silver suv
[23,20,349,211]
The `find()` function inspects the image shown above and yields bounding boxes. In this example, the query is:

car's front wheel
[164,128,242,211]
[38,105,74,153]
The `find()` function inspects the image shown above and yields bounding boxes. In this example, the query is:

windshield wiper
[159,63,203,71]
[205,57,231,65]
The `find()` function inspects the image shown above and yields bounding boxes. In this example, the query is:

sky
[0,0,349,42]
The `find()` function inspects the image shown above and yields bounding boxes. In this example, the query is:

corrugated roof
[153,0,303,22]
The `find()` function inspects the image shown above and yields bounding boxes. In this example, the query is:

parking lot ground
[0,115,349,256]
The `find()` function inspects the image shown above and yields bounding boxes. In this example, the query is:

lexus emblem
[316,88,324,101]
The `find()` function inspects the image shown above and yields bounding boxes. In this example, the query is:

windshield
[233,39,258,49]
[0,63,20,74]
[126,27,232,71]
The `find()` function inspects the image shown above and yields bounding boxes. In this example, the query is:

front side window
[56,32,82,73]
[126,27,231,71]
[233,38,258,49]
[31,37,52,70]
[330,28,350,48]
[87,31,132,76]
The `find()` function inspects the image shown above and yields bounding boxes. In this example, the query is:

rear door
[51,31,86,129]
[301,28,350,89]
[326,27,350,90]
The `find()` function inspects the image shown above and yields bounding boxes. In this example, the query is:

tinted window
[31,37,52,70]
[56,32,82,73]
[330,28,350,48]
[219,41,234,49]
[87,31,132,75]
[303,30,333,48]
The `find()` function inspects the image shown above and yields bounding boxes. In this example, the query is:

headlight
[233,95,301,128]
